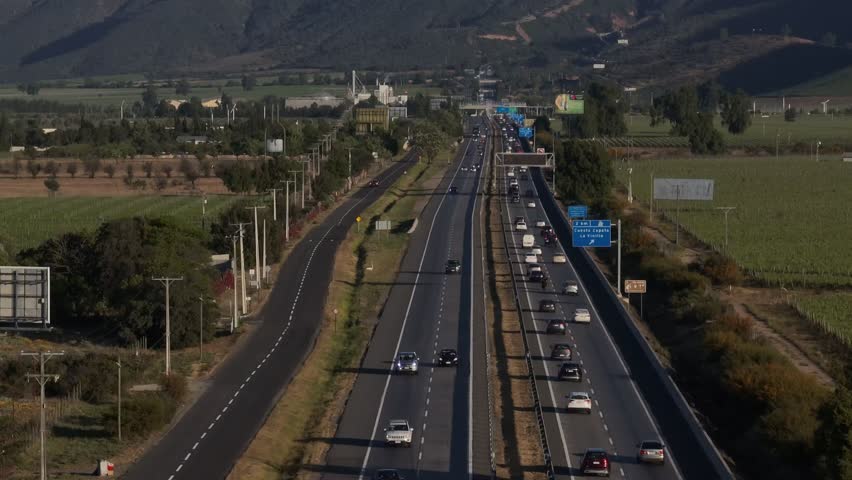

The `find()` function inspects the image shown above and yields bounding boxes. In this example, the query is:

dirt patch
[479,34,518,41]
[543,0,585,18]
[0,176,228,197]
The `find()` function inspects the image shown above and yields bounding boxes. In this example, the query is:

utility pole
[262,219,267,281]
[198,296,204,360]
[231,222,250,314]
[613,219,622,297]
[816,140,822,162]
[282,178,296,241]
[267,188,283,221]
[228,234,239,331]
[347,147,353,191]
[245,206,266,291]
[21,350,64,480]
[289,170,304,209]
[152,276,183,376]
[114,356,122,442]
[715,207,737,248]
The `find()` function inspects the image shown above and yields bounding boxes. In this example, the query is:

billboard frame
[0,266,50,330]
[554,93,585,115]
[496,152,554,169]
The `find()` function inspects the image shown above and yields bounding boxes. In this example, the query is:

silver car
[395,352,419,374]
[637,440,666,464]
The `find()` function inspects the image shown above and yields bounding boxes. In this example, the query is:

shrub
[103,393,176,439]
[160,373,187,403]
[702,253,742,286]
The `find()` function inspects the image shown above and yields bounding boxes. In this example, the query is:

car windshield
[642,441,664,449]
[392,424,408,431]
[571,394,588,400]
[400,354,416,361]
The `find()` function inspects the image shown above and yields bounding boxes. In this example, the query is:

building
[177,135,209,144]
[843,152,852,163]
[285,95,344,110]
[355,106,389,135]
[388,104,408,120]
[430,97,448,110]
[354,82,408,106]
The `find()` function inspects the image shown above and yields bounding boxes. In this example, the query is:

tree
[567,82,627,138]
[66,161,78,178]
[241,74,257,91]
[162,164,173,178]
[179,157,200,188]
[43,160,59,177]
[785,108,797,122]
[815,386,852,479]
[196,155,213,177]
[556,140,614,207]
[26,83,40,96]
[44,177,60,196]
[83,156,101,178]
[26,159,41,178]
[125,164,134,179]
[412,121,445,164]
[142,84,159,116]
[175,79,191,95]
[720,90,752,134]
[11,156,21,178]
[688,113,725,154]
[104,164,116,178]
[142,161,154,178]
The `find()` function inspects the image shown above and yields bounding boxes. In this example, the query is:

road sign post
[356,216,361,232]
[624,280,647,320]
[567,205,588,219]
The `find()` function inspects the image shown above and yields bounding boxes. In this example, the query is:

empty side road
[122,152,416,480]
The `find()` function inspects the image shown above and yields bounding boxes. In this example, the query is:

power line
[21,350,64,480]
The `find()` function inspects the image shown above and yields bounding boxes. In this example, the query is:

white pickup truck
[384,419,414,447]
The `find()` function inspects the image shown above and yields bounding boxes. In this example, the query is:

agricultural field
[791,293,852,346]
[0,195,241,251]
[617,156,852,287]
[612,113,852,149]
[0,83,442,108]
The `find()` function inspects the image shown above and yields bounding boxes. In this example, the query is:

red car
[581,448,610,476]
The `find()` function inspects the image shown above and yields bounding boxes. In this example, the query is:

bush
[160,373,187,403]
[103,393,176,439]
[701,253,742,286]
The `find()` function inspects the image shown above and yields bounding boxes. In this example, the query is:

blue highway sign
[496,106,509,114]
[518,127,533,138]
[572,220,611,247]
[568,205,588,218]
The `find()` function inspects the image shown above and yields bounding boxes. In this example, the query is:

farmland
[617,156,852,287]
[600,114,852,149]
[0,195,242,250]
[791,293,852,345]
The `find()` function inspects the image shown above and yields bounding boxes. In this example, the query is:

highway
[321,118,493,480]
[123,152,416,480]
[496,121,684,480]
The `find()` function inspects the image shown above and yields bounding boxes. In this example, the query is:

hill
[0,0,849,94]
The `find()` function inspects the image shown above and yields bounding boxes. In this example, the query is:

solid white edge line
[357,140,472,480]
[468,120,486,479]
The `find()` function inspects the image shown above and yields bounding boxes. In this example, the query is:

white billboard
[593,63,606,69]
[653,179,715,201]
[266,139,284,153]
[0,266,50,328]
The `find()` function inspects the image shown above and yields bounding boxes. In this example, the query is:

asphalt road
[122,152,416,480]
[321,119,493,480]
[496,129,683,480]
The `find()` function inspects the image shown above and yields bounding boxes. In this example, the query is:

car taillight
[601,458,608,468]
[640,450,646,455]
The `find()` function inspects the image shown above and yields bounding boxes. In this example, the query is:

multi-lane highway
[123,152,416,480]
[321,118,493,480]
[496,120,685,480]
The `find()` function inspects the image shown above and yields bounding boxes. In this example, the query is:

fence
[0,383,83,449]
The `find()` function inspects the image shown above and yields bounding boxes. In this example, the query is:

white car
[531,246,542,255]
[507,170,515,177]
[384,419,414,447]
[515,220,527,231]
[526,201,536,208]
[553,253,567,264]
[535,219,547,228]
[519,166,528,173]
[524,254,538,264]
[574,308,591,323]
[461,166,468,171]
[567,392,592,414]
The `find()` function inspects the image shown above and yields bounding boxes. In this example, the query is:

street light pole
[347,147,353,191]
[715,207,737,248]
[267,188,282,221]
[21,350,64,480]
[245,206,267,291]
[198,296,204,360]
[152,276,183,376]
[114,357,122,442]
[816,140,822,162]
[231,223,250,315]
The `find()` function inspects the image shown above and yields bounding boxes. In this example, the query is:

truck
[384,419,414,447]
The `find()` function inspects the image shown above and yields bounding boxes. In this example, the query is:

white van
[522,234,535,248]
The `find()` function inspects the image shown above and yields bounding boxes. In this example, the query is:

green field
[791,293,852,345]
[0,83,442,108]
[0,195,242,250]
[617,156,852,287]
[612,114,852,148]
[772,66,852,96]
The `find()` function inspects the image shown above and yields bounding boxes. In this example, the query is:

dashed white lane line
[192,442,199,450]
[201,432,207,439]
[175,464,183,472]
[184,453,191,461]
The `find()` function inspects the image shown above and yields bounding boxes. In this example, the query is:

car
[524,253,538,264]
[553,253,567,264]
[539,299,557,313]
[637,440,666,465]
[449,186,458,194]
[368,179,380,187]
[527,263,542,275]
[541,226,553,235]
[461,167,468,171]
[526,201,536,208]
[509,178,519,187]
[581,448,610,476]
[395,352,419,374]
[519,166,528,173]
[559,362,583,382]
[438,348,459,367]
[546,319,567,335]
[531,246,542,255]
[511,195,521,203]
[550,343,572,360]
[574,308,591,323]
[374,469,404,480]
[562,281,579,295]
[515,219,527,231]
[507,170,515,178]
[384,419,414,447]
[567,392,592,414]
[530,270,544,282]
[445,259,461,274]
[535,219,546,228]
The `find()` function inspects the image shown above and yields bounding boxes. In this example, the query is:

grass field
[615,114,852,148]
[0,83,442,107]
[617,156,852,287]
[0,195,242,250]
[791,293,852,345]
[773,66,852,96]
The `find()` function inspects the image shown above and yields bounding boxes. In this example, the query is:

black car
[559,362,583,382]
[445,259,461,274]
[375,469,404,480]
[449,186,458,194]
[529,270,544,282]
[546,319,567,335]
[368,179,380,187]
[551,343,572,360]
[539,299,557,313]
[438,349,459,366]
